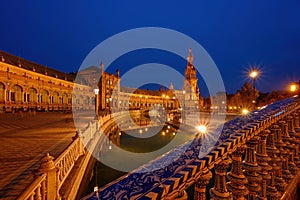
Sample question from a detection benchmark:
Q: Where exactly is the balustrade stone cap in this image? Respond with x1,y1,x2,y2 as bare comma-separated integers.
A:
38,153,55,173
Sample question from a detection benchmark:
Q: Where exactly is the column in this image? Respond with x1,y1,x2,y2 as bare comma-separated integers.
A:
266,126,281,199
256,130,272,200
194,170,212,200
271,125,287,192
242,137,262,200
227,147,248,200
210,158,232,200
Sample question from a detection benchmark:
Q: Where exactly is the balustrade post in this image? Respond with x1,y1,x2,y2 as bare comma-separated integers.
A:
35,153,60,200
286,116,295,134
277,121,294,182
271,125,287,192
242,137,262,200
266,126,281,199
194,170,212,200
256,130,272,200
175,190,188,200
210,158,232,200
294,111,300,132
227,146,248,200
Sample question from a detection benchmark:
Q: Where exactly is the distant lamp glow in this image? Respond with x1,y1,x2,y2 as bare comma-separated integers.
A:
290,84,297,92
196,125,207,134
162,131,165,136
242,108,249,115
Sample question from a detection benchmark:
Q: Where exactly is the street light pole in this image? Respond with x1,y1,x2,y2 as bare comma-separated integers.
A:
94,88,99,119
249,70,259,110
183,90,186,123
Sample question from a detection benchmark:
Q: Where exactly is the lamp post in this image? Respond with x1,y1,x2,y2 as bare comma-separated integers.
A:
139,95,142,126
182,90,186,123
249,69,259,110
162,94,165,108
94,88,99,119
166,95,169,110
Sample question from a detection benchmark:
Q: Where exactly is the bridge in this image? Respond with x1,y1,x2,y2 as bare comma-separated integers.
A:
15,96,300,199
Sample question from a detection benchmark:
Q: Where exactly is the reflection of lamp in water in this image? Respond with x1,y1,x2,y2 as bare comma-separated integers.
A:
196,125,207,134
196,124,207,142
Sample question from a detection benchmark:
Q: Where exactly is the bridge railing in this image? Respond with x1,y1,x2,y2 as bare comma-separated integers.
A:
17,173,47,200
17,110,132,200
83,97,300,200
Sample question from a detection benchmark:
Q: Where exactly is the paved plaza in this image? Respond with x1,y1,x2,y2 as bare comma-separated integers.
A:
0,112,80,200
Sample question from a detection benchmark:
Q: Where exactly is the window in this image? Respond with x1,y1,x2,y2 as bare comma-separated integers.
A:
11,92,15,101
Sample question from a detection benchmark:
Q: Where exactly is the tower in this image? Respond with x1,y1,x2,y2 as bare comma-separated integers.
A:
183,48,200,101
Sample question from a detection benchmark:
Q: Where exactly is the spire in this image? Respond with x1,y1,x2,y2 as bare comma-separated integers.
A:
169,82,174,91
187,48,193,65
100,62,104,74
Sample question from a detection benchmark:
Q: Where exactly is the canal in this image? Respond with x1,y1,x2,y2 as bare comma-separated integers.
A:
84,113,239,199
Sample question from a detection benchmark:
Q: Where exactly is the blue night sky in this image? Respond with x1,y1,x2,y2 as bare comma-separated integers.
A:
1,1,300,96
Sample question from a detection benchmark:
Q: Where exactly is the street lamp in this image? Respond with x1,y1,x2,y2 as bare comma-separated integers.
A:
94,88,99,118
289,81,300,96
249,69,259,110
182,90,186,123
139,95,142,126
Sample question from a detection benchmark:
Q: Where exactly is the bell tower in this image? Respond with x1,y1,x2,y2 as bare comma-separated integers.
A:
183,48,200,101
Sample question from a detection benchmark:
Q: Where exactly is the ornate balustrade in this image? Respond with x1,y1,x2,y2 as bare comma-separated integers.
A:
17,110,136,200
83,97,300,200
17,173,47,200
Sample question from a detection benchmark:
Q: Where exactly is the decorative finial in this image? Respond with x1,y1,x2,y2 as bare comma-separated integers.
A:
187,48,193,65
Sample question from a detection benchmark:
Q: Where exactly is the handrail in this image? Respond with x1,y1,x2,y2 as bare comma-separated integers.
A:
17,173,47,200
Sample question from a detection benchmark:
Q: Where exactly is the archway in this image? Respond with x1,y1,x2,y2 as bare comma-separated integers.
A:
28,88,38,103
12,85,23,102
0,82,5,103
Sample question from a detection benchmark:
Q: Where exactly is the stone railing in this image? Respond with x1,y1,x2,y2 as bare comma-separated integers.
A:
17,110,136,200
55,136,85,191
17,173,47,200
84,96,300,200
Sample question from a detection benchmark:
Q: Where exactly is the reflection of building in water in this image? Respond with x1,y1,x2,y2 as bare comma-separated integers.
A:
0,49,203,113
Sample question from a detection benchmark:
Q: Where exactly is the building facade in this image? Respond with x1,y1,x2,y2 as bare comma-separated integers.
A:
0,49,203,114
